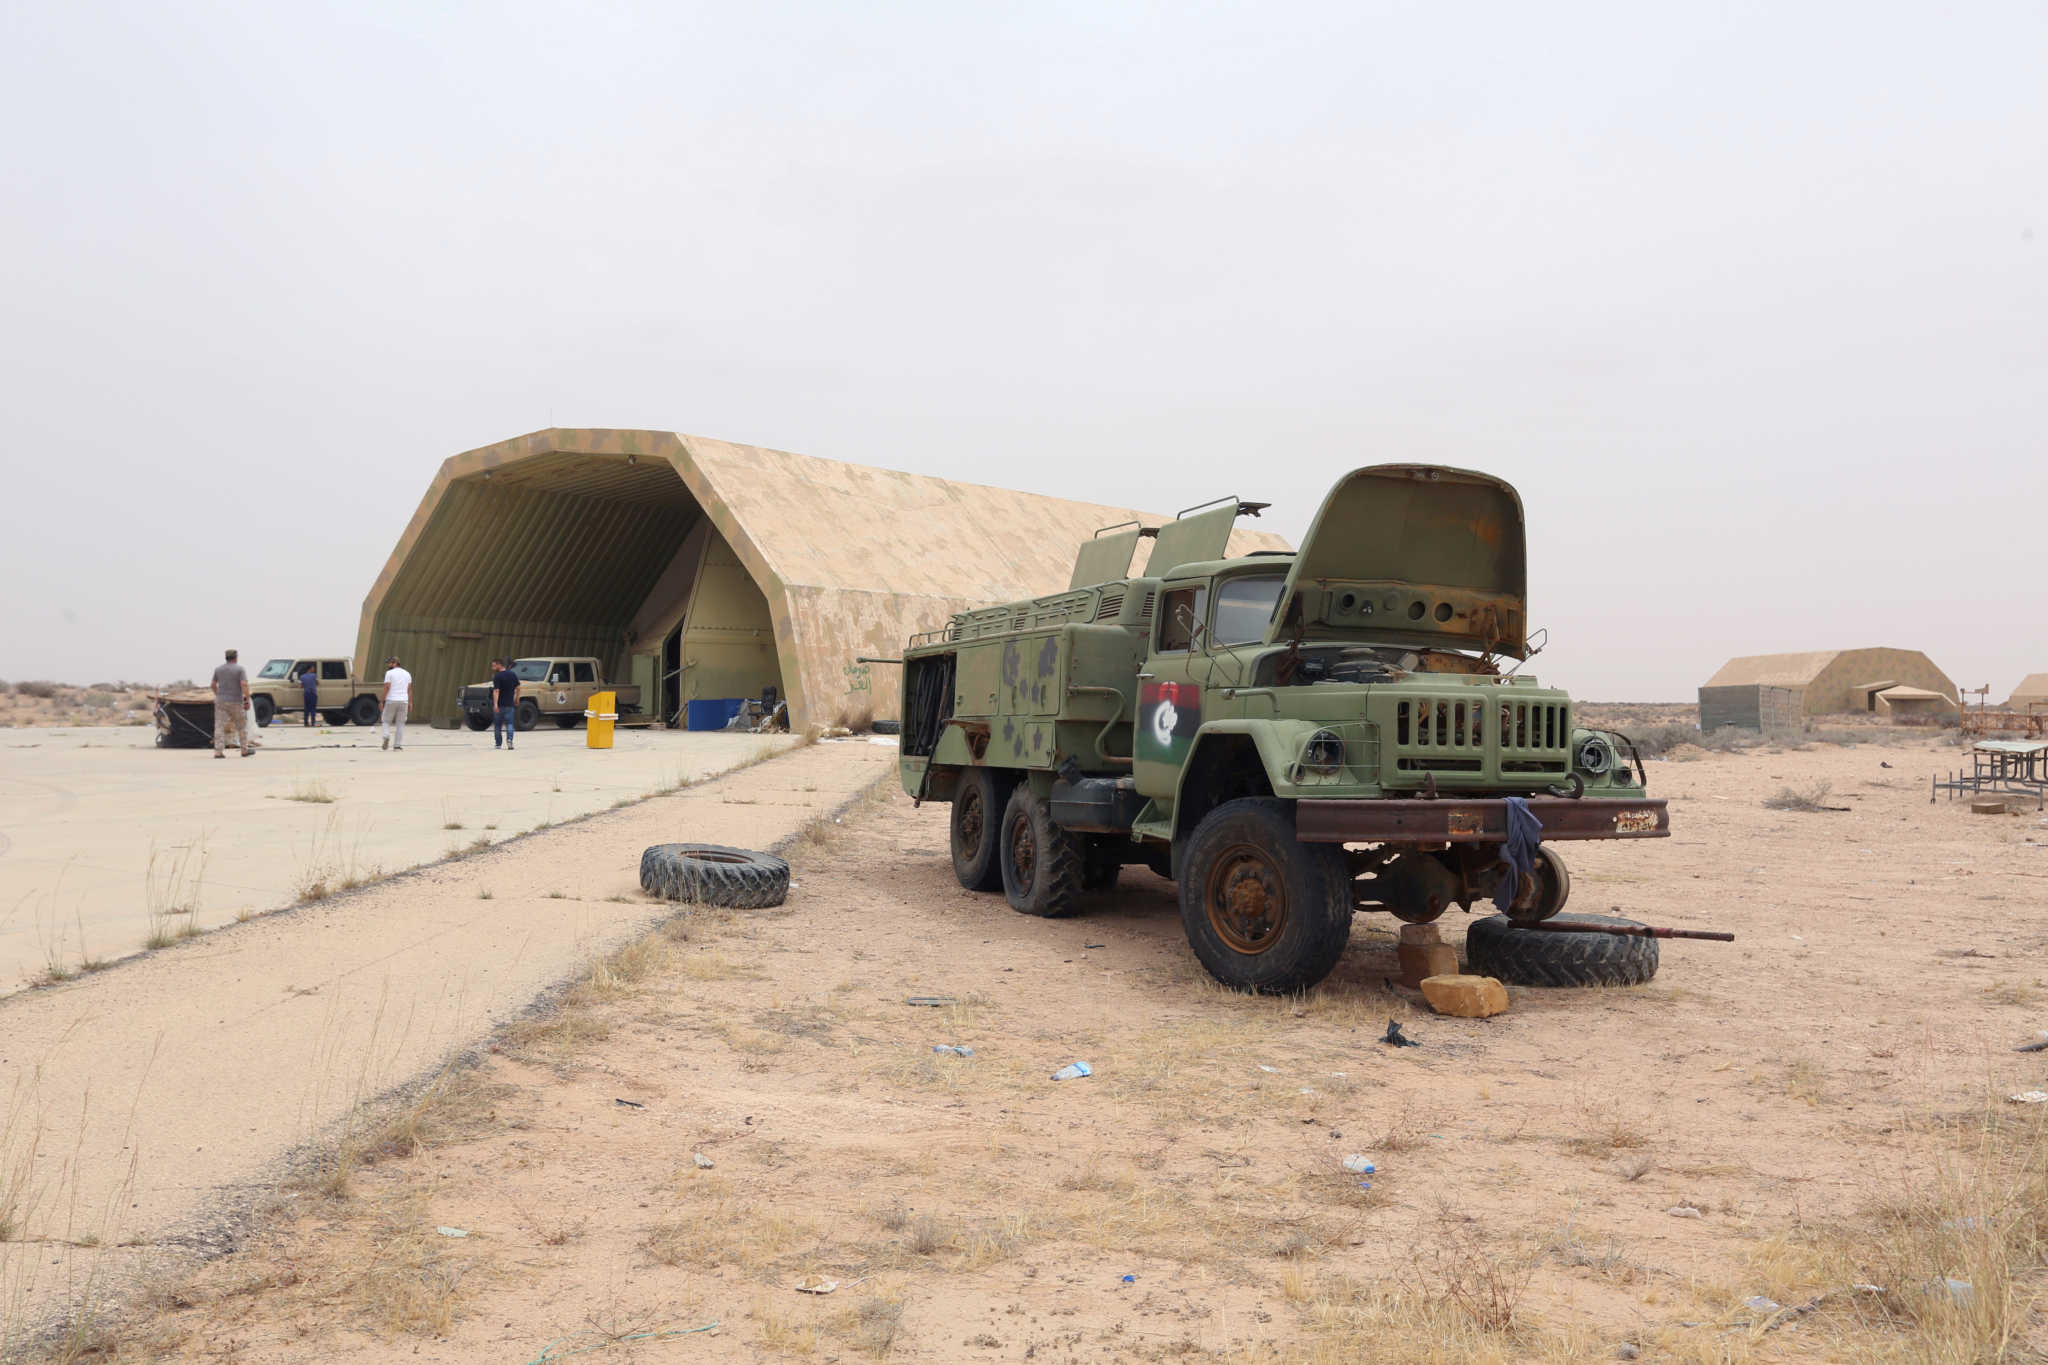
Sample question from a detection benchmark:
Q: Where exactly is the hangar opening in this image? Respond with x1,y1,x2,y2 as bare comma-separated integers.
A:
360,450,783,728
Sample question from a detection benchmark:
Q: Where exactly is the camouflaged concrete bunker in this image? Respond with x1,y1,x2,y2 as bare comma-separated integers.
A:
899,465,1672,994
355,429,1285,732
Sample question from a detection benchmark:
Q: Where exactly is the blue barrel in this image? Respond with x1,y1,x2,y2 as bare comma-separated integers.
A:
685,698,746,731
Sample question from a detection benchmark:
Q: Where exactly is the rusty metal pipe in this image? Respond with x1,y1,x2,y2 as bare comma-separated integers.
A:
1521,921,1734,942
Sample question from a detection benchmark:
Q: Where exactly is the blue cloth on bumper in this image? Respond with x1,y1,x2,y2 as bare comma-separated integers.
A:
1494,795,1544,912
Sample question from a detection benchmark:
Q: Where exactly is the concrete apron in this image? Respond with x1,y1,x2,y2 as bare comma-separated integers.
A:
0,724,806,993
0,738,896,1339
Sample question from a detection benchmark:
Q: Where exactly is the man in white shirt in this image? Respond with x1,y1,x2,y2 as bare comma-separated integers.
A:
379,655,413,751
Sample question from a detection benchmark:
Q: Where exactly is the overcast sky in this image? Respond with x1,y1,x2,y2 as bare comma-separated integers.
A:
1,1,2041,701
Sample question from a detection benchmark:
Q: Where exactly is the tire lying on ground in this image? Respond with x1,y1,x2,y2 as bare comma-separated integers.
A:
1463,912,1659,988
638,844,790,909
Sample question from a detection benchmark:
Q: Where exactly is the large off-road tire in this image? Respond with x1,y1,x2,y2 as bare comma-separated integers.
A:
639,844,790,909
252,696,275,727
554,714,581,730
999,785,1085,917
515,699,540,732
322,709,351,726
950,768,1012,892
348,695,380,727
1464,913,1658,988
1179,798,1353,994
463,712,490,732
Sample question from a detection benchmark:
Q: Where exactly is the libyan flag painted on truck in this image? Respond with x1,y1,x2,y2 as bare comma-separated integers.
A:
1138,681,1202,767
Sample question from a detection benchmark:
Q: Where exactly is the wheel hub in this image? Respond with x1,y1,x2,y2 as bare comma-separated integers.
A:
1206,845,1288,954
957,790,984,852
1011,813,1036,884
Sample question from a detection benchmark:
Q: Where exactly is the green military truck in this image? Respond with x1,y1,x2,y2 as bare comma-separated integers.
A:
250,657,382,727
897,465,1669,994
458,657,644,731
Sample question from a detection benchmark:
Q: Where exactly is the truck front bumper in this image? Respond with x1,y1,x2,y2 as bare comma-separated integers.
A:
1295,796,1669,844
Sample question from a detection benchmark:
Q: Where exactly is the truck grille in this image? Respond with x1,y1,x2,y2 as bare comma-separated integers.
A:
1393,695,1570,777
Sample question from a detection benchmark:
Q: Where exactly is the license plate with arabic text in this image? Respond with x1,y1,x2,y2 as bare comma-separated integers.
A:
1613,809,1660,834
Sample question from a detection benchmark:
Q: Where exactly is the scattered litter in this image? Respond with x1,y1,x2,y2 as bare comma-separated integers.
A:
904,996,957,1007
1342,1155,1376,1175
1298,1087,1317,1096
614,1098,645,1109
1120,1274,1136,1284
2007,1091,2048,1105
1257,1065,1280,1074
1357,1181,1372,1190
436,1226,470,1238
1925,1278,1974,1307
1084,942,1106,949
2015,1033,2048,1053
693,1152,715,1169
1382,1019,1420,1048
1051,1060,1093,1081
1852,1283,1886,1295
1667,1205,1704,1219
1744,1295,1781,1313
794,1275,838,1294
932,1044,975,1057
866,735,898,747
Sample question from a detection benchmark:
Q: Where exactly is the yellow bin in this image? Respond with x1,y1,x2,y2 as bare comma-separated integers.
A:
585,691,617,749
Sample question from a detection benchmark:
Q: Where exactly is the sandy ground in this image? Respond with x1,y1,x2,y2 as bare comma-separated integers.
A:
0,722,805,992
77,732,2048,1363
0,738,896,1348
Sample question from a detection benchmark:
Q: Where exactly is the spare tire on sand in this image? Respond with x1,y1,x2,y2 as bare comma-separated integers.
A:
639,844,790,909
1463,912,1659,988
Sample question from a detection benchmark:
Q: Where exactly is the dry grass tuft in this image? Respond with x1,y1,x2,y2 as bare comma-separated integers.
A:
1764,779,1837,812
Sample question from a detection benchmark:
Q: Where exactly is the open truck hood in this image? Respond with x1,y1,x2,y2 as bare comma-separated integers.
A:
1267,464,1528,657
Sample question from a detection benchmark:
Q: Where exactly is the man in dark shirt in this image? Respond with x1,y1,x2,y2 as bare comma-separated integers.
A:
490,658,521,750
299,666,319,726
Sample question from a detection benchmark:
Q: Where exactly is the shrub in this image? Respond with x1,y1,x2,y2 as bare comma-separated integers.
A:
13,680,60,699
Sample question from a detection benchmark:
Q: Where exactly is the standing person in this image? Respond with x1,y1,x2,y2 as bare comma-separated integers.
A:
299,664,319,727
379,655,411,751
210,648,253,759
490,657,521,750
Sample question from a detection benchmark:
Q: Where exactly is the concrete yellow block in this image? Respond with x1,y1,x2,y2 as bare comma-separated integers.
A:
1420,974,1509,1018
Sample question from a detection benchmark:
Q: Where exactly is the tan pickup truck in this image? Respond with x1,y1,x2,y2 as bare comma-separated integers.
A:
250,657,382,727
458,657,643,732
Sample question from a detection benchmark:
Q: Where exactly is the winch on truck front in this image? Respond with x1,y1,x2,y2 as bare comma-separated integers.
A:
896,465,1670,994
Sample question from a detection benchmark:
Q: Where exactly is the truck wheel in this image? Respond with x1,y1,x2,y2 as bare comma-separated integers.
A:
252,696,274,728
639,844,790,909
463,712,490,732
1464,913,1658,988
554,714,581,730
515,699,539,732
348,695,380,727
321,709,350,726
999,785,1084,917
1179,798,1353,994
950,768,1012,892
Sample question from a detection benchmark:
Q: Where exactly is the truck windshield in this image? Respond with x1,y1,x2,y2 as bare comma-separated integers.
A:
1211,575,1286,645
511,660,552,681
257,659,294,679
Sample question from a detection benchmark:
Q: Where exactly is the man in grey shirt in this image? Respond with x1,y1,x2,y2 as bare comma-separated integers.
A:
211,648,253,758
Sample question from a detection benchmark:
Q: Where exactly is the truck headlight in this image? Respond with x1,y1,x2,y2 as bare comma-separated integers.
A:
1302,729,1345,778
1574,734,1614,777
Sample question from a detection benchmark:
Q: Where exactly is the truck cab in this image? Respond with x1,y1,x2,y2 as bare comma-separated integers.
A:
899,465,1668,994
